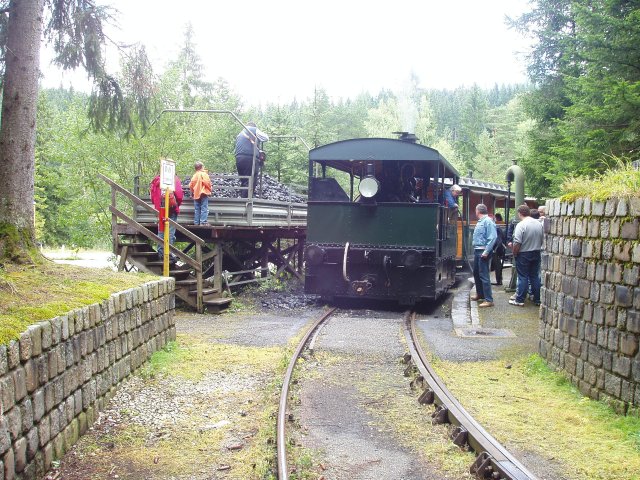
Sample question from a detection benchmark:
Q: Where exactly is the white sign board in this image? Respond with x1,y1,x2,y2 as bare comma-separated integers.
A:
160,159,176,190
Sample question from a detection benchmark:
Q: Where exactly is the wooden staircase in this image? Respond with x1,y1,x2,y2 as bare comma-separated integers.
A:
102,174,232,313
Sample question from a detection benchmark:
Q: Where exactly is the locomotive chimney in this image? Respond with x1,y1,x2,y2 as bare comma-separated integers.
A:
394,131,419,143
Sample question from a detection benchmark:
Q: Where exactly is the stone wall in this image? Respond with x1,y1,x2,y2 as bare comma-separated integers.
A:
540,197,640,413
0,278,176,479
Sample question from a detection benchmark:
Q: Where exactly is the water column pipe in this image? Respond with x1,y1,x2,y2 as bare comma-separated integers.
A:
505,164,524,208
505,164,524,292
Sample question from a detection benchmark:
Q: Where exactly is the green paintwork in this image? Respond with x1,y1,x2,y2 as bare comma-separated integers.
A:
307,202,438,247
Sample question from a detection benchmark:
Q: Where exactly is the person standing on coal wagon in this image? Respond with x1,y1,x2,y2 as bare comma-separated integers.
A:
234,121,269,198
189,161,212,225
150,169,183,263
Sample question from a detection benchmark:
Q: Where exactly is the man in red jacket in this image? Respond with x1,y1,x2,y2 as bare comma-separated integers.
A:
150,173,184,262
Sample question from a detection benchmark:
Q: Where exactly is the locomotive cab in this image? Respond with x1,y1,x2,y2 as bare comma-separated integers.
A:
304,136,459,304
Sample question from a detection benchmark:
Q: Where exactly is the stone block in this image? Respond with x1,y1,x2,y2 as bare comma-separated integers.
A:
13,437,26,472
608,328,619,351
634,359,640,383
614,242,631,262
36,355,48,387
23,360,36,393
32,390,44,423
0,347,6,377
6,407,21,441
4,448,14,480
0,417,10,456
621,380,634,403
28,325,43,357
609,218,622,239
52,433,65,460
12,368,26,402
613,356,631,378
19,400,33,433
18,332,32,362
617,308,627,331
50,317,61,346
60,316,69,341
592,201,605,216
605,198,617,216
624,266,639,286
615,198,628,216
563,296,575,317
615,285,633,307
629,311,640,333
38,415,50,448
604,372,622,397
601,284,615,304
620,333,639,356
622,219,639,240
0,375,15,413
26,428,38,461
569,338,582,356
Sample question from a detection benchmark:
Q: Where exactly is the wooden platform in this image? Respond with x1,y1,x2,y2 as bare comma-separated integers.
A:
102,174,307,313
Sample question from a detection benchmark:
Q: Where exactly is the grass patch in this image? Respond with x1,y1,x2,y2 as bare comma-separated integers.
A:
431,353,640,480
0,262,155,345
560,161,640,202
142,335,283,380
69,334,289,479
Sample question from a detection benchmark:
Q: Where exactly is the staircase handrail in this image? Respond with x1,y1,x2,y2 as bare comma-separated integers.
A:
99,173,206,247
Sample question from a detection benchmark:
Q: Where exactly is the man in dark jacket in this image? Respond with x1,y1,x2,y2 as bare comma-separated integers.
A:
234,121,269,198
490,214,506,285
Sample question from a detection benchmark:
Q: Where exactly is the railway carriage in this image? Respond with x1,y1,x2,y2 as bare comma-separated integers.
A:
303,134,460,304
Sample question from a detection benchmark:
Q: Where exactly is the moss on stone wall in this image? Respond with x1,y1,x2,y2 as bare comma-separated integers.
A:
561,164,640,202
0,263,155,345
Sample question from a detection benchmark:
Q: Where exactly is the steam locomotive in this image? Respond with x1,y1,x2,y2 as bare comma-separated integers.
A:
303,133,524,304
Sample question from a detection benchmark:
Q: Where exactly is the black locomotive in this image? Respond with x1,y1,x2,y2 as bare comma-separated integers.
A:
303,133,459,304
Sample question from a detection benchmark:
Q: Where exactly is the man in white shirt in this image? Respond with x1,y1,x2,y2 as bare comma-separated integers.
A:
509,204,544,306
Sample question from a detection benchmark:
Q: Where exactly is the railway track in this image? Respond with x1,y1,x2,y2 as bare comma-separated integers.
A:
276,307,539,480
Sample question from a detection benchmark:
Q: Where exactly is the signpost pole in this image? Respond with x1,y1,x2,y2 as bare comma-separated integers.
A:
163,188,170,277
159,158,176,278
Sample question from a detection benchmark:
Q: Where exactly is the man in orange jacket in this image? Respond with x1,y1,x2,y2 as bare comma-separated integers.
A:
189,161,212,225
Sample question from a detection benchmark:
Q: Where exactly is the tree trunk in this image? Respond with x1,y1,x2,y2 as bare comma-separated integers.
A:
0,0,45,262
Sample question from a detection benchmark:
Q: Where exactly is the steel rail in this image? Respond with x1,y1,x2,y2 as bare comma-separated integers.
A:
403,312,539,480
277,307,337,480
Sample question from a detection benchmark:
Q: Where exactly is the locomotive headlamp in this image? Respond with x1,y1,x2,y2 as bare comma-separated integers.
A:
358,177,380,198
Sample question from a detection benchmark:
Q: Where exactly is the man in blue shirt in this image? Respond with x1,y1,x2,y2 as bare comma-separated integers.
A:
234,121,269,198
471,203,497,307
443,184,462,209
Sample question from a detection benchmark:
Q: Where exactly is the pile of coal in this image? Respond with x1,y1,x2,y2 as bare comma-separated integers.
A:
181,172,306,204
259,292,320,310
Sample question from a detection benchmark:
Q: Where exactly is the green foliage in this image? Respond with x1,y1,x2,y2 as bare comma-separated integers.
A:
560,161,640,201
511,0,640,197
